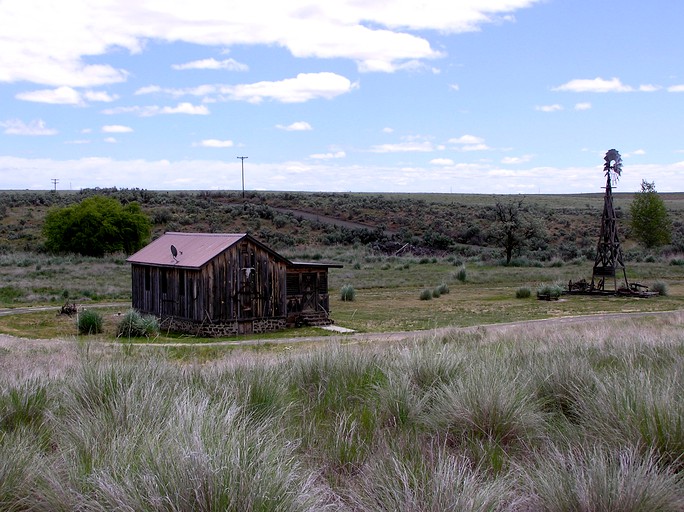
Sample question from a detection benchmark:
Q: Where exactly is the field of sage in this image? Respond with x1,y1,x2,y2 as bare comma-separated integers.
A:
1,314,683,510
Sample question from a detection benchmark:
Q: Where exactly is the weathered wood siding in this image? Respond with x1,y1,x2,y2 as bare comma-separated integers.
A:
286,268,330,315
131,239,287,322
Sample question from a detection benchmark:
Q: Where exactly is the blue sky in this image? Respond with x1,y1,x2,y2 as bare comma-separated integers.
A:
1,0,683,194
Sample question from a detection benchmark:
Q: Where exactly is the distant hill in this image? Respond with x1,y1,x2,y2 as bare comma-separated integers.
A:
1,188,683,260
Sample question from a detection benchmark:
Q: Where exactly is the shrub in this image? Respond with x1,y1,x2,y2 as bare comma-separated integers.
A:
455,266,467,283
651,280,668,296
117,309,159,339
537,283,563,300
516,287,531,299
669,258,684,266
43,196,151,257
435,282,450,295
78,309,103,335
340,284,356,302
432,288,441,298
419,289,432,300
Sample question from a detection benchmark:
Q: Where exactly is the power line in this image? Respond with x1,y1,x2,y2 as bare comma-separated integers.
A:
51,178,59,192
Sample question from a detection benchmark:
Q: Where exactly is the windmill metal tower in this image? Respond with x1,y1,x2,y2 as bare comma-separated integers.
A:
591,149,629,292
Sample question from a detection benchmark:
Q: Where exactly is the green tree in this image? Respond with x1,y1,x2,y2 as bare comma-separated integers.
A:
43,196,151,256
489,197,546,264
630,180,671,248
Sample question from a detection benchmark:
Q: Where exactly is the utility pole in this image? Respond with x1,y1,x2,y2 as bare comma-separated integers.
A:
51,178,59,192
237,156,248,198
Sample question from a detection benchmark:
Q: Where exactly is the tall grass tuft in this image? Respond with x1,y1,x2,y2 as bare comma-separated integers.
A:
525,446,684,511
455,266,467,283
651,280,668,296
424,358,546,463
577,369,684,472
515,286,531,299
77,309,103,335
116,309,159,338
340,284,356,301
348,448,516,511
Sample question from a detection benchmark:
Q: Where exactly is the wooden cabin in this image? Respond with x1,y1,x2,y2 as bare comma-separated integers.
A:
127,232,341,336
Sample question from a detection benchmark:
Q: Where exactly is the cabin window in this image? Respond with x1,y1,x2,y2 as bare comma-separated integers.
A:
161,270,168,294
179,271,185,296
144,267,151,291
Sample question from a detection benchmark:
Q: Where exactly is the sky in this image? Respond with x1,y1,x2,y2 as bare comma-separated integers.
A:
1,0,684,194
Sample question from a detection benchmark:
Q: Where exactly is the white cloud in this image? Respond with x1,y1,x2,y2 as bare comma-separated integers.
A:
553,77,633,93
0,1,541,86
535,104,563,112
276,121,312,131
624,149,646,157
430,158,454,165
102,125,133,133
223,73,355,103
574,102,592,110
103,102,210,116
639,84,660,92
448,134,490,151
501,155,533,164
84,90,118,102
16,86,117,105
16,86,83,104
449,134,484,145
134,73,355,104
667,85,684,92
104,137,117,143
172,58,248,71
369,135,441,153
3,154,684,194
1,119,57,135
449,84,460,91
310,151,346,159
195,139,234,148
370,140,436,153
382,127,394,133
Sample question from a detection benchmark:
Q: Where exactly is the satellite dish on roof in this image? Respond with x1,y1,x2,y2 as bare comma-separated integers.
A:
170,244,180,262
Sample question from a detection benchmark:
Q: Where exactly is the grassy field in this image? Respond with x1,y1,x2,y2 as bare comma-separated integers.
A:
1,190,683,509
1,247,683,340
1,315,683,510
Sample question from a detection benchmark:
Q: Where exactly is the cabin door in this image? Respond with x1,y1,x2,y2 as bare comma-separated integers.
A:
301,273,317,311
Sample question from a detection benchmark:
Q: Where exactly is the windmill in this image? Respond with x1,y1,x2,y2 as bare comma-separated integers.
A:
590,149,628,292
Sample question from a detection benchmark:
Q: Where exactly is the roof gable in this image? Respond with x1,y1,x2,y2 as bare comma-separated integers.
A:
127,232,250,268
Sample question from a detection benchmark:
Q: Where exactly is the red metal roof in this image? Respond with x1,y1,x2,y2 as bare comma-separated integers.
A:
126,232,247,268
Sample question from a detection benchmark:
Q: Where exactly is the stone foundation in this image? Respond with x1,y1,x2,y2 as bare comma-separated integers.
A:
160,316,286,337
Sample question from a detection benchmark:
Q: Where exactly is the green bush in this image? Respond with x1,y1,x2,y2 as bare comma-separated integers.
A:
78,309,103,335
537,283,563,300
43,196,151,256
432,288,441,298
117,309,159,338
516,287,532,299
340,284,356,302
419,289,432,300
455,266,467,283
651,280,668,296
435,282,450,295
